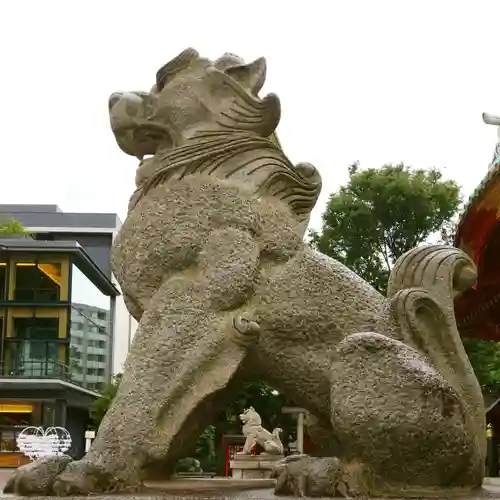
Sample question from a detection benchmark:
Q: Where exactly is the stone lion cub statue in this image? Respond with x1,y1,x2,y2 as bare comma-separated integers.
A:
238,407,283,455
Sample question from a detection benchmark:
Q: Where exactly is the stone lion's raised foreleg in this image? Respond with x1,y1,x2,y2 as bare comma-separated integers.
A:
241,434,257,455
329,331,482,497
3,228,261,496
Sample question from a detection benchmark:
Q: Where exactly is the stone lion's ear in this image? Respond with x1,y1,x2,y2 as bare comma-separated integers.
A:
156,48,200,91
225,57,266,95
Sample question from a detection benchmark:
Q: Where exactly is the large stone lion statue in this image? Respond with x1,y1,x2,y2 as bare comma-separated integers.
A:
4,48,485,497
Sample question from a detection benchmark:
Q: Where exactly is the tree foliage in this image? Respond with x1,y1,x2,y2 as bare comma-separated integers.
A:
0,217,30,237
310,162,461,293
311,162,500,395
89,373,122,429
215,381,296,438
462,338,500,393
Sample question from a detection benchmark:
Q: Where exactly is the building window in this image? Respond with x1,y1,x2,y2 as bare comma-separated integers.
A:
0,262,6,300
87,353,106,362
42,403,55,427
70,347,81,358
97,311,107,321
4,318,60,377
14,262,62,302
71,321,83,330
0,429,18,452
87,339,106,349
87,367,105,376
0,403,33,451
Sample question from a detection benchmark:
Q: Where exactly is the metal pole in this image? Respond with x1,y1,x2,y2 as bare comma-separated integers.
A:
297,412,304,454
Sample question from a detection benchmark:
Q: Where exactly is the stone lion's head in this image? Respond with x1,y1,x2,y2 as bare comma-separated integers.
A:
108,48,279,161
108,48,322,228
239,407,262,426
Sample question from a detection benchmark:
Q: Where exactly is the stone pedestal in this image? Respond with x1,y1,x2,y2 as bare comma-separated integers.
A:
229,454,284,479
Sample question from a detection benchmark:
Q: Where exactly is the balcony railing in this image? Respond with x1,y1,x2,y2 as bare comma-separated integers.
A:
13,288,60,302
0,361,85,389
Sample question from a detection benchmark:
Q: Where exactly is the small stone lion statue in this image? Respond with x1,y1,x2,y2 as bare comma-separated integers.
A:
238,407,283,455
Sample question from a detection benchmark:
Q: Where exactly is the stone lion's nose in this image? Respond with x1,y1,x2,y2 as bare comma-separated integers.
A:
108,92,123,111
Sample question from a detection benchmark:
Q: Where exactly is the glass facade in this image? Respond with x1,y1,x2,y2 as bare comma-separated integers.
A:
14,262,62,301
0,246,117,466
70,264,112,391
0,262,6,300
5,318,60,377
0,251,114,390
0,401,56,453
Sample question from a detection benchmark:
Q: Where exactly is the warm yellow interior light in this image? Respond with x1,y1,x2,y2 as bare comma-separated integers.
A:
0,403,33,413
15,263,61,286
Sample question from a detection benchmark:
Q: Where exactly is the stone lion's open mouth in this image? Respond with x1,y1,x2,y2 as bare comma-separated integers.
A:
111,122,173,160
132,124,174,157
109,92,174,160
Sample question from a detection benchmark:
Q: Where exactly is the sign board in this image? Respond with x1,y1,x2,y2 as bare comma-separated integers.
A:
17,427,72,460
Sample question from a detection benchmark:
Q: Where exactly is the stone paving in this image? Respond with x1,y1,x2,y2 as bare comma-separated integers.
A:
1,469,500,499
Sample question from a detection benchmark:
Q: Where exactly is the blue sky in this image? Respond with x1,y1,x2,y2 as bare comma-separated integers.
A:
1,0,499,231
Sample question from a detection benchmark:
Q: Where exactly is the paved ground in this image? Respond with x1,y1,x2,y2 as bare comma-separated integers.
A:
1,469,500,498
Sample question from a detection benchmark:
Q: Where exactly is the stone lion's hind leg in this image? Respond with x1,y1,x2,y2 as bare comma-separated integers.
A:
329,331,480,496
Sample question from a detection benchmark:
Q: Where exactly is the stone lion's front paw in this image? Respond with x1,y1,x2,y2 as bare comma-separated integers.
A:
3,455,72,496
52,460,137,496
232,314,260,346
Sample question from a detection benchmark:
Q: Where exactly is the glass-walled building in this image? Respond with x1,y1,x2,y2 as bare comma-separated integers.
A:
0,204,137,375
0,238,119,467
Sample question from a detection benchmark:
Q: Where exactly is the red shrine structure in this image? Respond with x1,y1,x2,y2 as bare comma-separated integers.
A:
454,112,500,476
455,113,500,342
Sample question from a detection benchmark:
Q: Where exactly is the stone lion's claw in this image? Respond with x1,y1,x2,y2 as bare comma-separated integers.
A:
2,456,72,496
232,315,260,346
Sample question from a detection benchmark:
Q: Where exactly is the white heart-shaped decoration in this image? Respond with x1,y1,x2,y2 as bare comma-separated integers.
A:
17,427,72,459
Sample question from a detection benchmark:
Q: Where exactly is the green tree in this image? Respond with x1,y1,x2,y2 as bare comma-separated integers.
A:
310,162,461,293
193,425,216,472
215,381,296,440
0,217,30,237
311,162,500,395
462,338,500,393
88,373,122,429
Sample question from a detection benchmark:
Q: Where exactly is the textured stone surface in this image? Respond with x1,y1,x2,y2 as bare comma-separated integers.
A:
271,456,352,497
2,48,486,497
230,455,284,479
2,455,72,495
1,469,500,499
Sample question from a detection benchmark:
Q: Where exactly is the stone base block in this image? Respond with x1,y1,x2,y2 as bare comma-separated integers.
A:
229,454,284,479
